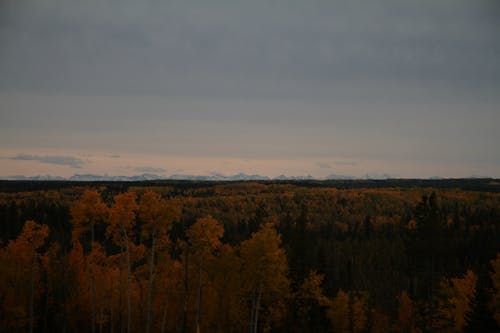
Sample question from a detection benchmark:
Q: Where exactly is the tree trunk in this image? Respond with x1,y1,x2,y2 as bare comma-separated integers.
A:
253,281,263,333
348,291,354,333
249,289,255,333
160,288,170,333
62,249,69,333
195,256,203,333
99,281,105,333
29,253,35,333
110,280,114,333
215,286,224,333
91,224,96,333
182,249,189,333
124,232,132,333
43,266,50,333
174,293,182,333
146,230,156,333
119,244,124,333
429,258,435,333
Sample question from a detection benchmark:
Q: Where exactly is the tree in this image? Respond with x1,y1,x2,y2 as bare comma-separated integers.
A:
209,244,245,333
107,192,138,333
187,215,224,333
490,254,500,327
327,289,349,333
240,222,289,333
139,191,180,333
327,289,369,333
71,189,109,247
71,189,108,333
42,243,68,332
394,290,416,333
0,221,49,333
352,292,369,333
407,192,446,321
87,242,110,333
294,271,330,332
66,240,88,331
434,270,477,332
155,252,182,333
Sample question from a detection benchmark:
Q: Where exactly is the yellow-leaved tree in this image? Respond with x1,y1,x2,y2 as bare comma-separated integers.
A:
434,269,477,332
139,190,180,333
327,289,349,333
209,244,245,332
71,189,108,333
295,271,330,332
394,290,417,333
187,215,224,333
107,192,138,333
240,222,289,333
0,221,49,333
489,254,500,327
327,289,369,333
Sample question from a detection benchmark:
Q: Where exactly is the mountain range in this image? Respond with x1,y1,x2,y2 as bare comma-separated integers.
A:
2,172,359,181
0,173,494,181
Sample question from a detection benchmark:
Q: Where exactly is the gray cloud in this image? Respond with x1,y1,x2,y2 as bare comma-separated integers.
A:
335,160,360,167
1,0,499,99
12,154,85,168
316,162,331,169
133,166,166,173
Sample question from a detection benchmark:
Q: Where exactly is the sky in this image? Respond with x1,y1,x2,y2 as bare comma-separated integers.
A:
1,0,500,179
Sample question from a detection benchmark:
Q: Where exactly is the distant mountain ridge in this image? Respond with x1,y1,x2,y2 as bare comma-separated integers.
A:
2,173,491,181
168,172,271,181
3,172,357,181
1,173,165,181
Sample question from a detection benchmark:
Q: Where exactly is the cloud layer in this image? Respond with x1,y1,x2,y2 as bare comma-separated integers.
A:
1,0,499,177
12,154,85,168
132,166,167,173
1,0,499,98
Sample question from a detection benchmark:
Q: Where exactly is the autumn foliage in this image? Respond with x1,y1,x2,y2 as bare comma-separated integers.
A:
0,182,499,332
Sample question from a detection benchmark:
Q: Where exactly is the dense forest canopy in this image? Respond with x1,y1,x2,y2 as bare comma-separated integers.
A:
0,180,499,332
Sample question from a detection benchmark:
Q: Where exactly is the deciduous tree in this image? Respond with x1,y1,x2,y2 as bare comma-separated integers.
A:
434,269,477,332
71,189,108,333
139,191,180,333
0,221,49,333
490,254,500,327
107,192,138,333
187,215,224,333
240,222,289,333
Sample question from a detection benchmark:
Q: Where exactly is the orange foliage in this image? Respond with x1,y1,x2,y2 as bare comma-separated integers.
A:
0,221,49,331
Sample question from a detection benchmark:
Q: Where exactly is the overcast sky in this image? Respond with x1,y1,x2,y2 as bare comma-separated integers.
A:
1,0,499,178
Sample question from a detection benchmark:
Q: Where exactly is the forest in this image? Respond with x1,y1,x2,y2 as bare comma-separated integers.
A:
0,180,499,333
